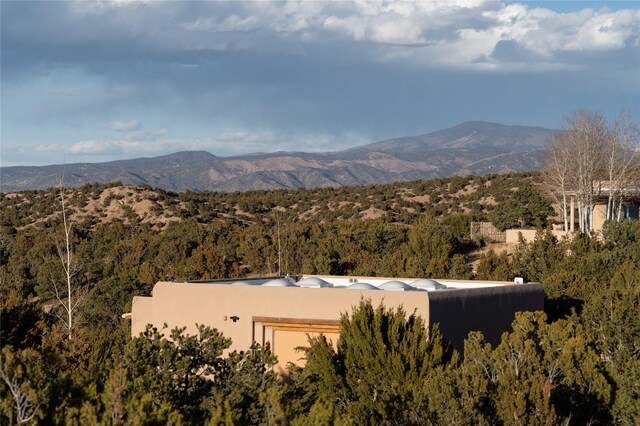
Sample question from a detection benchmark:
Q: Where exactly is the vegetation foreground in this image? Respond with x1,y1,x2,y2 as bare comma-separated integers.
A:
1,173,639,424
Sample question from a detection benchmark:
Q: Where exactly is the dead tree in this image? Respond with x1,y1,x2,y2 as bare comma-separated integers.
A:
542,133,572,231
545,110,607,233
0,354,43,424
605,114,640,221
544,109,639,233
50,182,83,340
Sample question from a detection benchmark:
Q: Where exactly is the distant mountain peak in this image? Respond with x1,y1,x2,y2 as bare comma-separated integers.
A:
1,121,555,193
163,150,217,159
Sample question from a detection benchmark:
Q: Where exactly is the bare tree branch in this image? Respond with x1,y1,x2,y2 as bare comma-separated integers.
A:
543,109,637,233
46,177,85,339
0,357,43,424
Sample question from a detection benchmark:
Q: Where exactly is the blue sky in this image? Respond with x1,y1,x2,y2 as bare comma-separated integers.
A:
1,0,639,166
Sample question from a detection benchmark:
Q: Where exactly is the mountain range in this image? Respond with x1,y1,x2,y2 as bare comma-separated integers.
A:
0,121,555,193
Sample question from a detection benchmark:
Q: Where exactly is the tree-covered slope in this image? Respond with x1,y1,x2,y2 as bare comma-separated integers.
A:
2,171,638,424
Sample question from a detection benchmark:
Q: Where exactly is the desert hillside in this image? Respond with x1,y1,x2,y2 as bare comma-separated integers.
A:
0,121,555,192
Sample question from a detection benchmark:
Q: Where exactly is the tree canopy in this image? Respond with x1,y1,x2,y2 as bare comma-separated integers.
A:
1,171,639,424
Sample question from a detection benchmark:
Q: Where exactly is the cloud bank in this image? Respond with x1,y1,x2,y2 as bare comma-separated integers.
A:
1,1,638,166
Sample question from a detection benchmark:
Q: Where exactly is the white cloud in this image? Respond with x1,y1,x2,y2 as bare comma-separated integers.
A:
30,1,640,72
182,14,259,32
479,6,639,55
104,120,141,132
379,3,640,70
67,139,111,154
67,0,152,16
26,130,371,163
565,9,638,51
125,128,168,141
176,1,639,70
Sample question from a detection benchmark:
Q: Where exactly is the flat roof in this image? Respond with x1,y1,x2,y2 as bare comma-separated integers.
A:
180,274,528,292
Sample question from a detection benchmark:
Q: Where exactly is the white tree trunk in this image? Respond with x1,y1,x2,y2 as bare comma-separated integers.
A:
562,192,568,231
51,182,83,340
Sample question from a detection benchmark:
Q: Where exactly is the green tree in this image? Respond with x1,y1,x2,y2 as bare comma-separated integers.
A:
447,253,474,279
298,300,453,425
476,250,511,281
485,312,611,425
426,333,493,425
489,186,554,231
512,229,565,282
207,344,280,424
581,261,640,424
124,324,279,424
124,324,231,421
0,346,50,425
0,288,46,350
404,216,456,278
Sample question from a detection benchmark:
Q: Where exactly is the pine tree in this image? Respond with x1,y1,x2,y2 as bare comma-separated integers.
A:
300,300,453,425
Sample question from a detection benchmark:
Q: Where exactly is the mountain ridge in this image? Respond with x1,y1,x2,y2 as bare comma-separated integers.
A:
1,121,556,192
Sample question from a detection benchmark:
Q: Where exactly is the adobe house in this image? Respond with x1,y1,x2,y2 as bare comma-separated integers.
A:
506,189,640,243
128,276,543,374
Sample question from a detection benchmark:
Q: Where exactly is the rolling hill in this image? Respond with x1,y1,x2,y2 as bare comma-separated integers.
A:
0,121,555,192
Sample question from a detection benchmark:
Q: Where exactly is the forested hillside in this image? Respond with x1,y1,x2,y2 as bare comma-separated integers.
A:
1,173,638,424
1,172,551,231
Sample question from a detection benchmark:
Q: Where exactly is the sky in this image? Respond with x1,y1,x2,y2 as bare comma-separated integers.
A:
1,0,639,166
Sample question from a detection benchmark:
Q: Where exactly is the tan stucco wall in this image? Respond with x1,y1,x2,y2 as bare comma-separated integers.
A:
272,330,340,375
131,280,544,370
131,296,153,336
131,282,430,365
593,204,606,232
505,229,570,244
